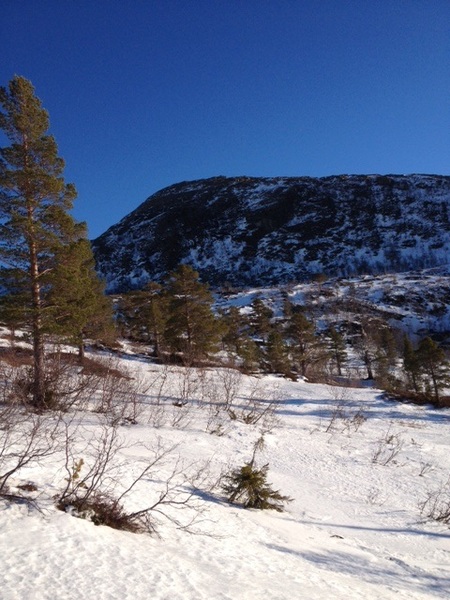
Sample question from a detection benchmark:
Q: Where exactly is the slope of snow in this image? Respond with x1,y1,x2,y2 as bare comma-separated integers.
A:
1,351,449,599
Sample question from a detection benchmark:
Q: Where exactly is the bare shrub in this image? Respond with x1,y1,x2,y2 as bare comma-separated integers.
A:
170,401,194,429
146,402,167,429
147,365,170,405
372,427,404,466
366,487,386,506
325,385,366,434
93,357,130,415
419,478,450,525
172,366,202,407
165,366,205,429
43,353,100,411
64,492,143,532
0,404,61,498
229,378,281,433
143,365,173,428
0,347,32,368
57,421,211,534
418,461,433,477
196,369,234,435
0,351,103,412
92,357,149,425
216,368,243,412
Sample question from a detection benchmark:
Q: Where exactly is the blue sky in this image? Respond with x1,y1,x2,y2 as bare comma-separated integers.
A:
1,1,449,238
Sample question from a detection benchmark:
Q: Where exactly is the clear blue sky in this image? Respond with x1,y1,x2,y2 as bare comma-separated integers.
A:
1,0,449,238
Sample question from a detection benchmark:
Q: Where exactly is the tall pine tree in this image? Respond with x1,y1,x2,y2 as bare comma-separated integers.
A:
0,76,94,404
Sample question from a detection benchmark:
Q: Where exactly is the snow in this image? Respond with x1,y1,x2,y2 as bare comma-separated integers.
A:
216,269,450,339
1,350,450,599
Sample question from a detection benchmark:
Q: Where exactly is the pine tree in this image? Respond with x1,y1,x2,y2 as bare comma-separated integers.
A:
222,461,292,511
143,282,167,357
116,283,167,356
266,327,290,374
287,311,327,378
46,237,114,360
249,296,273,343
373,325,398,388
0,267,30,344
116,290,147,341
415,337,449,406
280,290,293,320
0,76,81,405
236,335,261,374
403,335,420,393
328,326,346,376
164,264,220,363
353,317,398,384
220,306,246,354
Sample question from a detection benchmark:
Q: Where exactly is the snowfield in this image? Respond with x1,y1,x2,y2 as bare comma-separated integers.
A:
1,349,449,600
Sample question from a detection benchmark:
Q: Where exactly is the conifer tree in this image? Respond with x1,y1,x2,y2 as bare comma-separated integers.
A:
403,335,420,393
238,336,261,374
164,264,220,363
220,306,246,354
266,327,290,375
373,325,398,388
415,337,449,406
0,76,85,405
46,237,114,360
287,311,327,377
142,282,167,357
116,283,167,356
249,296,273,343
116,291,147,341
280,290,293,320
328,326,346,376
0,267,29,344
222,441,292,512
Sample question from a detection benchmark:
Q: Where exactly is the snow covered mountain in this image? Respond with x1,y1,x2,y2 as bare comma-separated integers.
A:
92,174,450,292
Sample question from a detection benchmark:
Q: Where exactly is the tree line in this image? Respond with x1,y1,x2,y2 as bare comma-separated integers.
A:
117,264,450,407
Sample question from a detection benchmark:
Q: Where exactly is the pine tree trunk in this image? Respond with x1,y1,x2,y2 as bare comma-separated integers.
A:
26,186,46,407
430,367,440,406
30,241,46,407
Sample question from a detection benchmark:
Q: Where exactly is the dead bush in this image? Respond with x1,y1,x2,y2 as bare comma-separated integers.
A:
0,403,61,497
57,421,211,535
59,492,142,533
372,427,404,466
229,378,281,433
420,479,450,525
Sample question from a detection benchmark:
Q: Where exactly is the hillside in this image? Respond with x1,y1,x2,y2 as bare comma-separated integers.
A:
92,174,450,292
216,268,450,341
1,341,449,599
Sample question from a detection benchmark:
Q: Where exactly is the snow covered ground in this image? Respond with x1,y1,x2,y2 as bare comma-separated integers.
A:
215,268,450,339
1,349,449,600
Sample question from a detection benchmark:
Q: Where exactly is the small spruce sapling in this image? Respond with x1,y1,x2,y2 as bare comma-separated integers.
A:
222,437,292,511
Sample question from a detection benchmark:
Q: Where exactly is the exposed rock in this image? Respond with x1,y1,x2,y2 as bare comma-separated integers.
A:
92,174,450,292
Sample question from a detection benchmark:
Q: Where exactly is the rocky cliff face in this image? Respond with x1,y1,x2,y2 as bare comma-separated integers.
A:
92,174,450,292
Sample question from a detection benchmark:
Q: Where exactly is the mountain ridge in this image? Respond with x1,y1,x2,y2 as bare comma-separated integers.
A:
92,174,450,292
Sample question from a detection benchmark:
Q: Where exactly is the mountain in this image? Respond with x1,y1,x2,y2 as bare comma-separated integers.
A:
92,174,450,292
